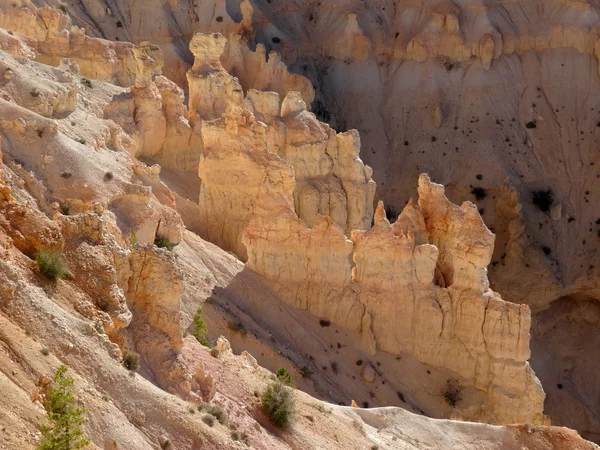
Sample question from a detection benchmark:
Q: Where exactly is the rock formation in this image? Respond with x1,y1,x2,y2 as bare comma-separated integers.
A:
0,1,598,448
245,174,545,425
193,32,375,258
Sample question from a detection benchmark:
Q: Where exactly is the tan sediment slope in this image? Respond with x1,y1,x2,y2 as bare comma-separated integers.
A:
0,1,597,449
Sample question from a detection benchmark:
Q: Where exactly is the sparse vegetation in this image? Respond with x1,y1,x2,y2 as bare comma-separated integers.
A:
81,78,92,89
192,308,208,346
58,3,69,14
202,414,215,427
470,186,487,201
104,171,114,182
228,320,246,335
36,248,68,281
299,365,313,378
442,379,463,407
525,121,537,129
276,367,292,385
30,88,40,97
319,319,331,327
532,189,554,213
60,203,70,215
201,404,227,425
261,381,295,429
41,348,50,356
37,365,90,450
230,430,249,444
154,234,175,251
122,350,140,372
129,229,137,246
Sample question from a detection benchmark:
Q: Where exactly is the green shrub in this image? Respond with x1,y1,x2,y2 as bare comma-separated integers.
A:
129,229,137,246
532,189,554,213
122,350,140,372
261,381,295,429
36,249,68,281
37,365,90,450
58,3,69,14
443,379,463,407
193,308,208,346
41,348,50,356
227,320,246,335
470,186,487,201
275,367,292,385
525,121,537,129
154,235,174,251
230,430,249,444
203,404,227,425
60,203,70,215
202,414,215,427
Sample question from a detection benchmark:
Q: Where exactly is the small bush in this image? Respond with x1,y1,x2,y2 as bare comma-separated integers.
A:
319,319,331,327
443,379,463,407
58,3,69,14
299,365,313,378
154,235,175,251
192,308,208,346
202,414,215,427
129,229,137,246
36,249,68,280
30,88,40,98
470,186,487,201
81,78,92,89
116,20,123,28
525,121,537,129
122,350,140,372
231,430,249,444
228,320,246,335
276,367,292,385
76,138,86,145
261,381,295,429
203,404,227,425
104,172,114,182
60,203,70,215
41,348,50,356
532,189,554,213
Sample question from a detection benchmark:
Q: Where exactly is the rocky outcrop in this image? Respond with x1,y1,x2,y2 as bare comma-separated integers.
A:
0,2,162,87
194,32,375,258
221,33,315,107
60,212,132,332
245,174,546,425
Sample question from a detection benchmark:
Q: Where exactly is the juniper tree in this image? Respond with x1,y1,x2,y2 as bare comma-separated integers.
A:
37,365,90,450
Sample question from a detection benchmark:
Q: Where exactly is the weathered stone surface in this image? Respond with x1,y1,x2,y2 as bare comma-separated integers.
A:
245,175,546,425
